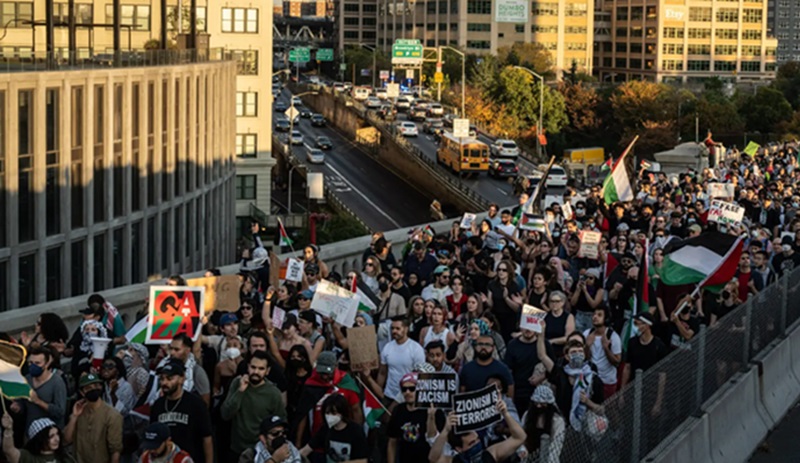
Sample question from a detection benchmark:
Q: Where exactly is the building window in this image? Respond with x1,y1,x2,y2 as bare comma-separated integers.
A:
54,3,93,24
344,17,358,25
742,9,762,23
662,43,684,54
18,253,35,307
630,58,642,69
71,240,85,296
716,8,738,22
466,0,491,14
344,3,358,12
343,31,358,39
231,49,258,75
0,2,32,27
46,246,61,302
715,45,736,55
741,30,760,41
166,6,206,32
18,89,34,244
615,58,627,68
363,4,376,12
131,221,141,282
565,26,586,34
221,7,258,33
630,43,643,53
630,6,642,20
687,44,711,54
94,234,105,291
515,24,524,33
531,2,558,15
438,23,447,31
688,7,711,22
95,84,106,221
688,28,711,39
104,4,150,31
235,175,256,200
113,227,123,287
616,6,628,20
236,134,257,157
646,6,656,19
662,59,684,70
235,92,257,117
616,42,627,52
687,60,710,71
630,26,643,37
615,27,627,37
714,61,736,71
741,61,761,72
716,28,737,40
565,3,586,16
45,88,60,236
533,24,558,33
663,27,684,38
742,45,761,56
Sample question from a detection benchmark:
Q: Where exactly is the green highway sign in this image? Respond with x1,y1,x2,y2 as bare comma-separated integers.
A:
316,48,334,62
392,39,423,65
289,47,310,63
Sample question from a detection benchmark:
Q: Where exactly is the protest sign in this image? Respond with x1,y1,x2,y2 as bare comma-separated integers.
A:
415,372,458,408
707,183,735,199
285,258,305,283
578,230,602,259
460,213,477,229
310,279,359,327
520,304,547,333
519,213,546,232
541,194,563,210
744,141,760,157
347,325,379,371
452,385,501,434
782,232,796,242
186,275,241,312
146,286,205,344
271,307,286,330
708,200,745,226
562,202,573,220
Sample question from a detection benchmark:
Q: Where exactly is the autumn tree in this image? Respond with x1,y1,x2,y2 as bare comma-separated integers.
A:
496,43,553,76
557,81,602,133
490,66,567,137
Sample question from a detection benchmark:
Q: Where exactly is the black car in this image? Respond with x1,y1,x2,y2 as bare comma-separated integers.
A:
298,106,313,118
274,101,288,112
311,114,326,127
316,135,333,150
489,159,519,178
422,118,444,134
274,118,291,132
377,104,397,121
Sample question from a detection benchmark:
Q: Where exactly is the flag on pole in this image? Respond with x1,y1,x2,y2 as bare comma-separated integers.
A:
364,384,386,429
660,232,744,292
350,275,378,313
624,240,649,352
0,341,31,399
602,136,639,204
743,141,760,157
277,218,293,248
600,157,613,173
604,252,622,289
514,156,556,226
125,317,148,344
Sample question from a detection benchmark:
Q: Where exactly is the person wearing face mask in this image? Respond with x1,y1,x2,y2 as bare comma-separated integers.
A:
300,394,368,463
240,415,302,463
213,337,245,401
64,373,123,463
519,385,564,463
15,347,67,431
100,357,136,417
376,272,409,324
621,313,668,387
772,235,800,277
138,422,192,463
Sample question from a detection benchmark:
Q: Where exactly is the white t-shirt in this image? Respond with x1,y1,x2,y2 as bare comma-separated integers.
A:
583,328,622,385
380,338,425,399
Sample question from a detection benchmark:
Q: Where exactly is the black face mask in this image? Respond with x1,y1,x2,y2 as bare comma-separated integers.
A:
378,282,389,292
722,290,732,300
84,389,101,402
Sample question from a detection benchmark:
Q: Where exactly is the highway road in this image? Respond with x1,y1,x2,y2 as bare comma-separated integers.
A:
273,89,433,231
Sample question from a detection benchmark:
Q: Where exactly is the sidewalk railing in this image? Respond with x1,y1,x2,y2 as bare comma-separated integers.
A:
0,49,233,73
558,268,800,462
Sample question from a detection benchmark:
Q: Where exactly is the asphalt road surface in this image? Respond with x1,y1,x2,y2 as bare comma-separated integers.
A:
749,400,800,463
274,90,433,231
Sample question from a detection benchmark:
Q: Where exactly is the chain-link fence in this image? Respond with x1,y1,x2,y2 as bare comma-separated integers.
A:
554,269,799,463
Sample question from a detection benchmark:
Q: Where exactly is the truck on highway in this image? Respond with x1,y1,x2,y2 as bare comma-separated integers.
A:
564,147,605,186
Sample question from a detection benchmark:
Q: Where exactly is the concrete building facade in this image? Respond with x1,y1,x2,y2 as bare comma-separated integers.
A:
770,0,800,62
0,59,238,311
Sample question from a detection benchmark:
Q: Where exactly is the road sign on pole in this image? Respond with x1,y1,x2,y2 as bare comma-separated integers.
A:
453,118,470,138
289,48,310,63
386,83,400,98
392,39,423,65
316,48,334,62
434,72,444,83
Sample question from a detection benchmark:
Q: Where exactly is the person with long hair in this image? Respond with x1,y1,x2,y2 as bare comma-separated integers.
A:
407,296,428,343
20,313,69,355
361,257,383,295
268,315,312,368
649,247,665,289
454,293,485,326
418,305,456,349
486,259,524,340
528,268,550,309
236,299,260,338
299,394,368,462
302,244,330,279
284,345,313,419
445,276,468,320
547,257,572,293
521,385,565,463
2,415,74,463
569,269,605,334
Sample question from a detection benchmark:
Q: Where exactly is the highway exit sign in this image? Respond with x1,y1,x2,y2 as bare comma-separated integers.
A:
316,48,333,62
392,39,423,65
289,47,310,63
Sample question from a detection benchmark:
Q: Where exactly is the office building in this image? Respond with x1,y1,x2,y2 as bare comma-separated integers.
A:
336,0,379,49
770,0,800,62
593,0,777,83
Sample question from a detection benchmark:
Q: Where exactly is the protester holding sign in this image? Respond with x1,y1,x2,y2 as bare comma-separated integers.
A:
388,373,446,463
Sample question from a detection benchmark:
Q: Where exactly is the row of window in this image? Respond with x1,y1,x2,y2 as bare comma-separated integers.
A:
615,5,657,21
776,10,800,19
662,27,762,40
776,32,800,40
688,7,762,23
426,0,459,14
343,3,377,12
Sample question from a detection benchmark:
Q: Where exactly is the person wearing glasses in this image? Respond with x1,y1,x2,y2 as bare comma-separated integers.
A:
361,257,383,295
240,415,302,463
421,266,454,308
387,373,445,463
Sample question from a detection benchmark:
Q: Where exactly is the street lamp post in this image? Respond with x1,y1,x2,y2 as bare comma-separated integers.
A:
287,90,318,213
359,43,377,88
513,65,544,157
439,46,465,118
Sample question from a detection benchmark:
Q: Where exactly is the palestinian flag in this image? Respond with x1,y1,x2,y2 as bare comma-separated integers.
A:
660,232,744,292
423,225,435,237
0,341,31,399
518,213,547,233
350,276,378,313
604,252,622,288
602,136,639,205
600,157,613,173
364,385,386,429
125,317,148,344
514,156,556,226
277,218,293,247
624,240,649,352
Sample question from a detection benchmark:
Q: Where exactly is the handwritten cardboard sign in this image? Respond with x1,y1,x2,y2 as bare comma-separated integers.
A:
452,385,502,433
578,230,602,259
285,258,305,283
520,304,547,333
186,275,241,313
708,200,744,226
310,279,359,327
415,372,458,408
146,286,205,344
271,307,286,330
347,325,379,371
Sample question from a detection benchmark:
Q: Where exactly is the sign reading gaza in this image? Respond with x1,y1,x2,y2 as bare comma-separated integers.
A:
415,372,458,408
452,385,502,434
146,286,205,344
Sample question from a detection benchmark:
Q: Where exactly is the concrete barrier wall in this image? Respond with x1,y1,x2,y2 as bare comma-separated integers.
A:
755,337,800,425
642,416,712,463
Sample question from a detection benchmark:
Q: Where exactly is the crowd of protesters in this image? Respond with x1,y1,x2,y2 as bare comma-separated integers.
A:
1,141,799,463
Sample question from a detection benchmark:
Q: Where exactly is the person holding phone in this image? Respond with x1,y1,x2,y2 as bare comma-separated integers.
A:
238,415,302,463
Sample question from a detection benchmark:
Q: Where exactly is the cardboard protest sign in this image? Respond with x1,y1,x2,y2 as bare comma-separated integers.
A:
707,183,735,199
708,200,745,226
519,213,547,232
347,325,379,371
578,230,602,259
271,307,286,330
452,385,502,434
186,275,241,312
310,279,359,327
146,286,205,344
520,304,547,333
415,372,458,408
562,201,573,220
285,258,305,283
460,213,477,229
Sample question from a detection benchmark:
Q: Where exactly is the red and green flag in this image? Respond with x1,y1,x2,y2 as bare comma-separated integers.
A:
602,136,639,205
363,385,386,429
660,233,743,293
277,218,293,248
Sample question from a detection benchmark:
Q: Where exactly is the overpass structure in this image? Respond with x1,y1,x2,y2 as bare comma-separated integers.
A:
273,17,335,50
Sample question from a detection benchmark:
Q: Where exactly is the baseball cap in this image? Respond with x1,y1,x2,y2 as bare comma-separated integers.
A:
400,372,418,387
259,415,289,436
433,265,449,276
141,422,170,450
219,313,238,326
157,358,186,377
316,351,337,375
300,289,315,300
688,224,702,234
78,306,95,315
79,373,103,388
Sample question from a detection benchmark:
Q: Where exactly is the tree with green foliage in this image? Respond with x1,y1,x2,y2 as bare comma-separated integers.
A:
470,55,500,94
496,43,553,77
774,61,800,109
737,87,793,134
491,66,567,137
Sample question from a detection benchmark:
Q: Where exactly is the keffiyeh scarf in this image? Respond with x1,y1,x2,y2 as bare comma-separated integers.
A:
79,320,108,355
157,355,197,392
563,362,594,432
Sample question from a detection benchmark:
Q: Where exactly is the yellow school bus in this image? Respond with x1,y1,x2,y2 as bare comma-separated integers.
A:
437,131,490,175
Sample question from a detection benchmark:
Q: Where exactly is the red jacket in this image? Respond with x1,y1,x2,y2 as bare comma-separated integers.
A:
140,444,194,463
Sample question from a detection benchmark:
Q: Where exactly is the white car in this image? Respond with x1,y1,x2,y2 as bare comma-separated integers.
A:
544,165,569,187
395,95,415,111
352,87,370,100
366,97,383,109
290,130,304,145
492,139,520,158
427,103,444,116
375,88,388,99
291,96,302,106
398,121,419,137
333,82,346,93
307,147,325,164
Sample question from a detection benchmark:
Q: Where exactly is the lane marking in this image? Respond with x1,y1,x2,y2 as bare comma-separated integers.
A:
325,163,402,228
496,188,509,196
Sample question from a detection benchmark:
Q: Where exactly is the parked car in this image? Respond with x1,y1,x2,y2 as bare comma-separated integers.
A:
298,106,313,118
398,121,419,137
311,114,326,127
316,135,333,150
375,88,388,99
489,159,519,178
427,103,444,117
366,97,383,109
306,147,325,164
274,118,291,132
290,130,304,145
491,139,521,158
422,118,444,134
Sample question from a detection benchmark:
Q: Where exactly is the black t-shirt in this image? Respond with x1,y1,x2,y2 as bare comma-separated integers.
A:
487,279,521,338
150,391,212,463
387,404,445,462
667,316,700,351
626,336,668,380
308,421,369,462
772,251,800,277
504,337,553,406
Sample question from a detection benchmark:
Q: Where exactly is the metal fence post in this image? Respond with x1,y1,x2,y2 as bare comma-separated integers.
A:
632,369,643,462
743,300,753,366
695,324,707,415
780,273,788,336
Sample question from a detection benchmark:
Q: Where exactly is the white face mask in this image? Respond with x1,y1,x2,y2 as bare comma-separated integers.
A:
325,414,342,428
223,347,241,360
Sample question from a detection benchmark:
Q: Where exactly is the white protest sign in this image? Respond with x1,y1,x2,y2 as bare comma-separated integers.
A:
453,385,502,433
285,258,305,283
782,232,796,242
542,194,564,210
562,201,573,220
271,307,286,330
310,279,359,327
460,213,477,229
708,200,745,226
707,183,735,199
520,304,547,333
578,230,602,259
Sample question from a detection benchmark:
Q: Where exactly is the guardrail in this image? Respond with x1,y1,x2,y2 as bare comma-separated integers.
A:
0,48,233,73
